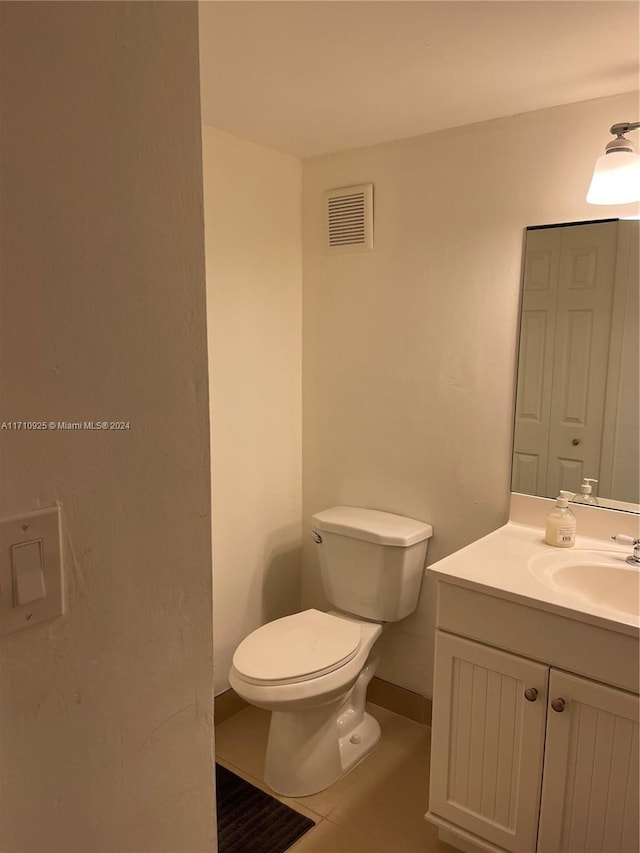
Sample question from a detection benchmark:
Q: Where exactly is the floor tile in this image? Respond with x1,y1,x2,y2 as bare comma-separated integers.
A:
214,701,460,851
325,743,446,852
289,818,387,853
312,706,444,851
214,705,269,782
293,704,429,818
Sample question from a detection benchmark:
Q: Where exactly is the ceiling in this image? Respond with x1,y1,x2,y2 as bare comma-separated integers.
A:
198,1,639,159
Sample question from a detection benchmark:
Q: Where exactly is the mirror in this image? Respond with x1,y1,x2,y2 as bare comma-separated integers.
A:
512,218,639,513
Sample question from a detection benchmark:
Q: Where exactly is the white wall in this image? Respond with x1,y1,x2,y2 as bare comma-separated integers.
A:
0,4,215,851
202,128,302,695
301,91,639,697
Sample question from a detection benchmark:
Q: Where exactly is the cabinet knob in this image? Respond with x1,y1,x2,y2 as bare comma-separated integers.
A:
571,438,581,446
524,687,538,702
551,697,566,712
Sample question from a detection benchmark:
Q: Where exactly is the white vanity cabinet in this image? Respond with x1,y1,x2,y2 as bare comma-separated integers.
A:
427,582,640,853
537,669,639,853
429,632,547,852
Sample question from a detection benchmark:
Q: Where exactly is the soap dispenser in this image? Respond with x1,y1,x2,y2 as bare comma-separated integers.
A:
545,492,576,548
571,478,599,506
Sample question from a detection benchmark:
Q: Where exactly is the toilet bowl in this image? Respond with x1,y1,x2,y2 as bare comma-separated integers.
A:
229,506,433,797
230,608,384,796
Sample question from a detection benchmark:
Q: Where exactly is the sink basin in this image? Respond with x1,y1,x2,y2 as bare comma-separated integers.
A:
528,549,640,617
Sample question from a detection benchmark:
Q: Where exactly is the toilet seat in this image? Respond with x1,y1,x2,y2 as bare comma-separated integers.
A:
232,609,362,686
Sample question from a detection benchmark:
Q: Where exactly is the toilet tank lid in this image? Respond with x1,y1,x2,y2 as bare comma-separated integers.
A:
311,506,433,547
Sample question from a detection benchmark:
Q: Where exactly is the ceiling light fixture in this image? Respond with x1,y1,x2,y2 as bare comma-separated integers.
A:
587,121,640,205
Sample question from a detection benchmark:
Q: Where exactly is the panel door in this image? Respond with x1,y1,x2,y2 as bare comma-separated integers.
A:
512,227,560,496
538,670,639,853
599,219,640,502
546,221,618,497
429,632,549,852
513,221,619,499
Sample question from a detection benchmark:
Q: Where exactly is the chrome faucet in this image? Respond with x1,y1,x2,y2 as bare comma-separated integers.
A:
611,534,640,567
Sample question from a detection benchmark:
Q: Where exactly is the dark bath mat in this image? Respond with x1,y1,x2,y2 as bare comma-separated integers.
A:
216,763,316,853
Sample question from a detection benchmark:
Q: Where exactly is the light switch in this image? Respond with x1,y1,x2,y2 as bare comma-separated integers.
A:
1,506,63,635
12,539,46,605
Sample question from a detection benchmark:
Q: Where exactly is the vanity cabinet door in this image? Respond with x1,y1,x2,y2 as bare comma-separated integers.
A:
429,631,548,852
537,670,639,853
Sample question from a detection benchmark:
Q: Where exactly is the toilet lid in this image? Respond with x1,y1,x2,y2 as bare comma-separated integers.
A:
232,609,362,684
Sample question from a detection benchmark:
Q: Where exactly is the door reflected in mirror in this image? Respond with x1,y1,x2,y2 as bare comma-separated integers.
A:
512,219,639,513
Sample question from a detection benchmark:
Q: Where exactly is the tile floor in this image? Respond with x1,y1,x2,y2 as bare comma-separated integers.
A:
215,702,458,853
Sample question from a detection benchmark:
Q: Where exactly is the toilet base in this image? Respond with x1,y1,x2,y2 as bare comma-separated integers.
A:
264,706,381,798
338,710,381,774
263,652,382,798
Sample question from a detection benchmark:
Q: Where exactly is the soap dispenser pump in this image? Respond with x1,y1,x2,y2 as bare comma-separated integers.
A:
545,493,576,548
572,478,599,506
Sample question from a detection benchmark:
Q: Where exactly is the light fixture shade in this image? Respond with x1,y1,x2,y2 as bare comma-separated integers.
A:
587,150,640,205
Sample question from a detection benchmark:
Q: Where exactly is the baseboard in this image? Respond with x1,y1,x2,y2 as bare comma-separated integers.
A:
425,812,503,853
214,677,431,727
368,676,432,725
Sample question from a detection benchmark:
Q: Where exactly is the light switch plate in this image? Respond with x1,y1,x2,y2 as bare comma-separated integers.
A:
0,506,64,636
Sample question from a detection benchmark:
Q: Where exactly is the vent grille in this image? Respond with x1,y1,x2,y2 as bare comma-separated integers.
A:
326,184,373,253
328,193,365,245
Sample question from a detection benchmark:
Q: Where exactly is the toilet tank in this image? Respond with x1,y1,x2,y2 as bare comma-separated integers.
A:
311,506,433,622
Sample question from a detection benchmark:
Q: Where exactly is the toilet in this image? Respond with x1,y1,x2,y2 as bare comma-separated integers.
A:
229,506,433,797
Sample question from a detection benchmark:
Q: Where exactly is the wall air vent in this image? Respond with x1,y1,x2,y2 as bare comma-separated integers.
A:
326,184,373,253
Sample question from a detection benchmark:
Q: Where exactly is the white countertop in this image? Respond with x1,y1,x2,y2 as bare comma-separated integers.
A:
428,521,639,638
